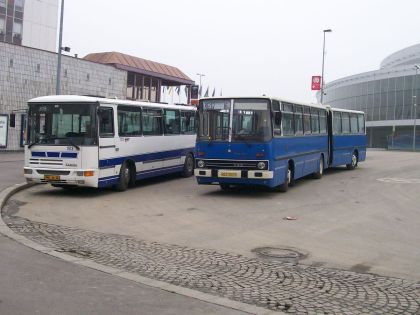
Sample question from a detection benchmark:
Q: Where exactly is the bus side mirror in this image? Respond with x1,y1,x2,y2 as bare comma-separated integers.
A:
274,112,281,125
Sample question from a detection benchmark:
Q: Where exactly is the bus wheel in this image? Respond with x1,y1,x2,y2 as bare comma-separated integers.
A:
313,155,324,179
275,167,291,192
220,183,232,190
115,162,131,191
346,152,358,170
181,154,194,178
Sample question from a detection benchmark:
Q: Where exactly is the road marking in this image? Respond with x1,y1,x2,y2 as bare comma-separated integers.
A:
377,178,420,184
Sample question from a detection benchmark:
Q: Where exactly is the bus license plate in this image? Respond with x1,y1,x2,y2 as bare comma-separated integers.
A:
220,172,237,177
44,175,60,181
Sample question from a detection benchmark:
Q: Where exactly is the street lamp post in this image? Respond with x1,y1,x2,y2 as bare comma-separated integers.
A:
55,0,65,95
320,29,332,104
196,73,205,97
413,65,419,151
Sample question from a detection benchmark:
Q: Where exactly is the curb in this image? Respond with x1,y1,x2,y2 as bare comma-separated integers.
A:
0,183,284,315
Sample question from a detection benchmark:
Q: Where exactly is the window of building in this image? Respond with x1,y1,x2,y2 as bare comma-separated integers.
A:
281,102,294,136
341,113,350,133
303,106,311,135
0,0,6,8
333,112,341,134
0,16,5,33
350,114,358,134
181,111,196,134
293,105,303,135
127,73,135,99
164,109,180,134
14,0,23,12
142,108,162,136
99,107,114,137
143,77,150,101
319,110,327,134
118,106,142,136
13,20,22,36
311,109,319,134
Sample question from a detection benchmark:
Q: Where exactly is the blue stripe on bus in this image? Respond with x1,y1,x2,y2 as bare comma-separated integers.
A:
99,147,194,168
32,152,46,157
61,152,78,158
31,151,78,158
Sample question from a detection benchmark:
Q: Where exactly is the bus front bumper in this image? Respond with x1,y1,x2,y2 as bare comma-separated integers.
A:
194,168,273,183
24,167,98,187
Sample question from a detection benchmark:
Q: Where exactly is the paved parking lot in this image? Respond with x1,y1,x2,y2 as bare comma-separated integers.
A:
3,150,420,314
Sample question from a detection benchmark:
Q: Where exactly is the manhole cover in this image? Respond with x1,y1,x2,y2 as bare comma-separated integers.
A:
252,246,308,261
377,178,420,184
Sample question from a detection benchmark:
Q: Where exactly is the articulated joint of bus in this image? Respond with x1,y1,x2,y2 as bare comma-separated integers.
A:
24,167,98,187
194,159,273,180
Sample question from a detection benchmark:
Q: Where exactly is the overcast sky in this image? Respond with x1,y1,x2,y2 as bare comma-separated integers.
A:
63,0,420,103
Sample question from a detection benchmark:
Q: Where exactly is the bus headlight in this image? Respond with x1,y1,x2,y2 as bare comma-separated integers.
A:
257,162,266,170
197,160,205,168
24,168,33,174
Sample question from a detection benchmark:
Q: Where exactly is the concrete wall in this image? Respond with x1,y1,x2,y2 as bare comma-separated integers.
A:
22,0,59,52
0,42,127,151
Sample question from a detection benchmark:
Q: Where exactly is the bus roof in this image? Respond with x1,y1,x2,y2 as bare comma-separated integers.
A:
200,96,328,110
28,95,196,111
200,96,365,114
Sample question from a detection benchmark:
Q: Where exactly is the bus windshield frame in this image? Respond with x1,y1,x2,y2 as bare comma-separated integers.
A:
27,102,98,147
198,98,272,142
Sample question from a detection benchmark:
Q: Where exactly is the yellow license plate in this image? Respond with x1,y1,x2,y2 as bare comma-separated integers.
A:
220,172,238,177
44,175,60,181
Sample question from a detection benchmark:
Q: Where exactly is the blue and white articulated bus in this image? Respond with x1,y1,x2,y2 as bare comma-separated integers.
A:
194,97,366,191
24,95,197,190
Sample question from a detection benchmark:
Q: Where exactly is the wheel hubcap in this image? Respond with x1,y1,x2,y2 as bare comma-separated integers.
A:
320,160,323,174
287,169,291,184
352,155,357,166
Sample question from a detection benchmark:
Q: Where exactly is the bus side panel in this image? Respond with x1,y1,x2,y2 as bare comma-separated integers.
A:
331,134,367,167
271,135,329,181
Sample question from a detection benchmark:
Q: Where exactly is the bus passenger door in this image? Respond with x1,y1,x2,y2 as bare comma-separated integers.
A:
98,107,118,185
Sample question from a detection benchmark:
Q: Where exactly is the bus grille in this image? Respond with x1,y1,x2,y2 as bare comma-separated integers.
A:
200,159,268,170
36,170,70,175
29,158,63,166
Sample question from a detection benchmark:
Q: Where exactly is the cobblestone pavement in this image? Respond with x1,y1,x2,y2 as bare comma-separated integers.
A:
4,215,420,315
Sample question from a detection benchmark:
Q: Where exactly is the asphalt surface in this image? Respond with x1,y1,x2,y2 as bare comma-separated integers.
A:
0,152,247,315
11,150,420,281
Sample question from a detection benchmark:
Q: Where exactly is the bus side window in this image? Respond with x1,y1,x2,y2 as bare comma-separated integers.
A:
342,113,350,134
350,114,358,134
117,106,142,137
272,100,281,137
164,109,180,135
303,106,311,135
358,114,365,134
333,112,342,134
294,105,303,135
181,111,196,134
142,108,163,136
99,107,114,137
282,103,294,136
311,109,320,134
319,110,327,134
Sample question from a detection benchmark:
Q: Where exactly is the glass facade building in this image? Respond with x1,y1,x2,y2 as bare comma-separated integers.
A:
320,43,420,150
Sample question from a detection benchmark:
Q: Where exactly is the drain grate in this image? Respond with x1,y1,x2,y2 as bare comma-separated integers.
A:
252,246,308,261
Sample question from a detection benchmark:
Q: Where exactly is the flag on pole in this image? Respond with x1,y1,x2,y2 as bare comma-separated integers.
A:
212,88,216,97
199,86,202,97
204,87,209,97
184,86,189,97
176,86,180,95
168,86,173,95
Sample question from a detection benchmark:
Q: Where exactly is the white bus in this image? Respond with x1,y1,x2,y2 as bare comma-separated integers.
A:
24,95,197,190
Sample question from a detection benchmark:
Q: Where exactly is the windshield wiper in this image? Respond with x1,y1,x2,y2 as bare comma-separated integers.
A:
28,142,42,149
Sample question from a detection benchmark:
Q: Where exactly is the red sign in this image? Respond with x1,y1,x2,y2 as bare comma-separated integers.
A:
311,76,321,90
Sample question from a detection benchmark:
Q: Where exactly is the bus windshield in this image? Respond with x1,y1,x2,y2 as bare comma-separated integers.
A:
198,98,271,142
27,103,98,146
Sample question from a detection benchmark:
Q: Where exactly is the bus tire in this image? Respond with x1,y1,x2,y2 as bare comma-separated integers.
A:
275,167,291,192
115,162,131,191
346,151,358,170
181,154,194,177
220,183,232,190
313,155,324,179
